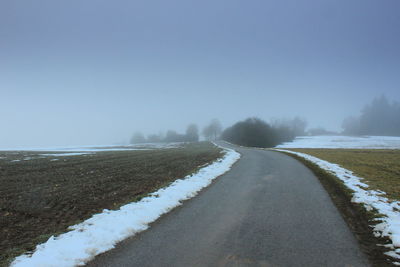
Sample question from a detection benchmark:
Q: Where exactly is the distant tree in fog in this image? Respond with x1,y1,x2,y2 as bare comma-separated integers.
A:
147,134,162,143
273,124,295,142
222,117,301,148
164,130,182,142
130,132,146,144
270,117,307,141
185,124,199,142
308,127,338,136
291,117,307,136
143,125,200,143
342,116,360,135
342,95,400,136
222,117,279,147
202,119,222,140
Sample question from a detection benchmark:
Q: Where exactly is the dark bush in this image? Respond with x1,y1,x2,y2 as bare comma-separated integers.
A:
222,117,294,148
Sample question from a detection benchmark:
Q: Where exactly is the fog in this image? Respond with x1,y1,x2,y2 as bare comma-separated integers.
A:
1,0,400,148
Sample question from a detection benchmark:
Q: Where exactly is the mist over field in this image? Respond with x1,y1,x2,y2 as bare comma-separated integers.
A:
1,0,400,148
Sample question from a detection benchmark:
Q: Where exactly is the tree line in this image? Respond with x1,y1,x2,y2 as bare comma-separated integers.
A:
222,117,307,148
342,95,400,136
131,117,307,148
131,95,399,147
130,119,223,144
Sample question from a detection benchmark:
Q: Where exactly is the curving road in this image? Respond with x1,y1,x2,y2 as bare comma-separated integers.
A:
87,142,369,267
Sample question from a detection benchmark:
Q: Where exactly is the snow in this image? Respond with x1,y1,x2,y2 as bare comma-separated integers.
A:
1,147,145,152
41,153,93,157
276,135,400,149
11,144,240,267
275,148,400,264
0,143,183,152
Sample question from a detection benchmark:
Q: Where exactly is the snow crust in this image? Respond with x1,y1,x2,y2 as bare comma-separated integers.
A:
275,149,400,263
276,135,400,149
11,144,240,267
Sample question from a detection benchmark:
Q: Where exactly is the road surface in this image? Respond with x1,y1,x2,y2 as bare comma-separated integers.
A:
87,143,369,267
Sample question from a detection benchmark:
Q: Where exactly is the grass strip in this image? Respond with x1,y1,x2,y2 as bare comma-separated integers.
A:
278,150,395,267
289,149,400,201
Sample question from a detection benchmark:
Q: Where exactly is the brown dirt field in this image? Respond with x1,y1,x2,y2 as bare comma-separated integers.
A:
0,142,222,267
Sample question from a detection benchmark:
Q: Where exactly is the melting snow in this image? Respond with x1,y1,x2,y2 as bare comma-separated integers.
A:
11,144,240,267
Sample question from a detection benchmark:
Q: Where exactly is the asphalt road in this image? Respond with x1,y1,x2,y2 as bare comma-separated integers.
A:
87,143,369,267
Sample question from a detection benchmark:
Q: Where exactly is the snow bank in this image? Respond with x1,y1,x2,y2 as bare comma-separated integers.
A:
275,149,400,264
11,144,240,267
276,135,400,149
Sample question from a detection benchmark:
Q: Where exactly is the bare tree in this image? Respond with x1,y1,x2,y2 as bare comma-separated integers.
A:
130,132,146,144
290,117,307,136
147,134,162,143
185,124,199,142
164,130,180,142
203,119,222,140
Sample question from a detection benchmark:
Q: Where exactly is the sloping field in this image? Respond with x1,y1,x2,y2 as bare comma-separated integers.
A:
0,142,221,267
279,148,400,265
289,149,400,201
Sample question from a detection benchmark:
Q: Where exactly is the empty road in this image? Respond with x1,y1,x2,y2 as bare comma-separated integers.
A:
87,143,369,267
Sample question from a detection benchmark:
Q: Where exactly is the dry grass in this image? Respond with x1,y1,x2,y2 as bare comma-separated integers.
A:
289,149,400,201
279,150,394,266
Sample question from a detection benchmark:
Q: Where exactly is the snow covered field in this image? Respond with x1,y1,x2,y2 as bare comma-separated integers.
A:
275,149,400,264
10,145,240,267
276,135,400,149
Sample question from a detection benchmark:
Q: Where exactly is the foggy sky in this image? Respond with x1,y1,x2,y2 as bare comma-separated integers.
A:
1,0,400,147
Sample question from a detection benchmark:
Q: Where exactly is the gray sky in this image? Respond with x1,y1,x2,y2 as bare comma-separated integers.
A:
1,0,400,147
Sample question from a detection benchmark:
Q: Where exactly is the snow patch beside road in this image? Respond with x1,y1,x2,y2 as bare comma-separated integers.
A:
11,144,240,267
275,149,400,264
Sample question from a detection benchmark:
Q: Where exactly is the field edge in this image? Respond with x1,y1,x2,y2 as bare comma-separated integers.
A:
276,150,395,267
2,142,226,267
8,144,241,267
